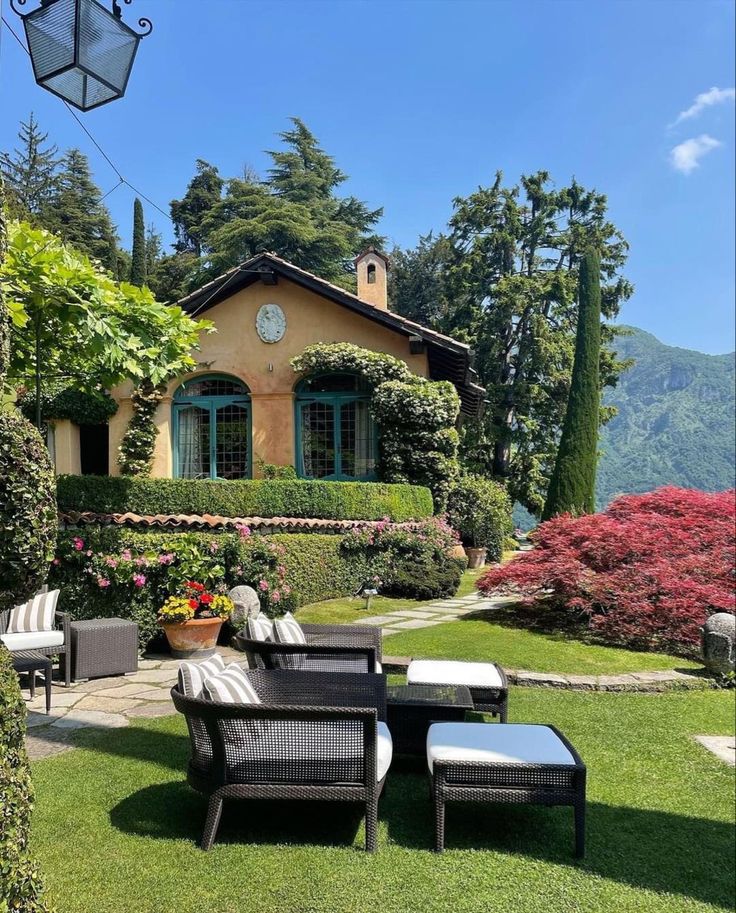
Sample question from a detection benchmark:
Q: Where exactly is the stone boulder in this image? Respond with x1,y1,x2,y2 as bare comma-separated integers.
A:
701,613,736,675
228,585,261,629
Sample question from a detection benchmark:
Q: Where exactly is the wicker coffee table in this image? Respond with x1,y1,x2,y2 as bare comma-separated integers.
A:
386,684,473,756
70,618,139,681
12,650,53,713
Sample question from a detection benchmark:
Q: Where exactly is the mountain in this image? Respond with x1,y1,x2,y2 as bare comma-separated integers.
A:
597,326,735,508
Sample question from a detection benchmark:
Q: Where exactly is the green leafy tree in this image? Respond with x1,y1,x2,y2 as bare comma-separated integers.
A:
171,159,223,257
388,232,454,325
543,248,602,519
129,197,146,287
40,149,116,263
430,171,631,515
0,113,59,218
2,221,211,427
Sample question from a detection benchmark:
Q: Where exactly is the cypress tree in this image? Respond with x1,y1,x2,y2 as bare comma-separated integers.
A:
542,247,601,520
130,197,146,286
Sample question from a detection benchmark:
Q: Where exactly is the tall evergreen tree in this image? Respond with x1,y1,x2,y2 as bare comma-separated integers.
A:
144,222,162,281
542,248,602,519
389,232,454,326
129,197,146,286
41,149,115,263
0,113,59,218
170,159,223,256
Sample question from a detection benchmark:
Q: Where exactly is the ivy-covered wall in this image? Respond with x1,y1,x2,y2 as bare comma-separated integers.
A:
292,343,461,507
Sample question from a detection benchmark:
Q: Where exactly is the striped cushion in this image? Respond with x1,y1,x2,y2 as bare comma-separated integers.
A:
247,615,274,642
274,612,306,645
202,663,261,704
6,589,59,634
177,653,226,699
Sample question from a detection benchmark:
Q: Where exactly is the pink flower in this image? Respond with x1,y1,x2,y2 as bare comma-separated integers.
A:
97,577,111,588
73,537,84,551
209,541,219,554
157,553,174,565
237,524,251,539
282,585,291,595
52,558,61,566
134,556,148,567
86,550,93,557
121,549,132,561
105,557,118,568
258,579,269,591
277,565,286,575
132,574,146,588
270,590,281,603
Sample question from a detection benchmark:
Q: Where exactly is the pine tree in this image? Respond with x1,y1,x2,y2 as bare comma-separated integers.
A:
41,149,115,263
129,198,146,286
0,113,59,217
170,159,223,256
542,248,602,520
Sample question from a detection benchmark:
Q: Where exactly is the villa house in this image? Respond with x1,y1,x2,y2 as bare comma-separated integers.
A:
51,249,484,480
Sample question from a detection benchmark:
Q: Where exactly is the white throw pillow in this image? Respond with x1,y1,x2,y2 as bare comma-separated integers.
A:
248,615,274,642
6,589,59,634
177,653,226,699
202,663,261,704
274,612,306,645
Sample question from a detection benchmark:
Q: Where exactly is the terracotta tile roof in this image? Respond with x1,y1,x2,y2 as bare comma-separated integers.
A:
59,512,382,534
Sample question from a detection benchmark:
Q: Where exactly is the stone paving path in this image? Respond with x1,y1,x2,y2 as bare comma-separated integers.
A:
357,591,516,633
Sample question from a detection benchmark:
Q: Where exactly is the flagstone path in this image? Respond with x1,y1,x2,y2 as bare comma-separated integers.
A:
356,591,516,633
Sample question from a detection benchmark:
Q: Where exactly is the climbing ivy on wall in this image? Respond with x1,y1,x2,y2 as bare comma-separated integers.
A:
117,380,164,476
291,343,461,507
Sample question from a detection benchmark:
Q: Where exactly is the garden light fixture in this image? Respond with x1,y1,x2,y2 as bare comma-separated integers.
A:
10,0,152,111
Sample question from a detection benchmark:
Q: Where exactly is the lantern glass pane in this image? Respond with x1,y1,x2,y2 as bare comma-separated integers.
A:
44,69,118,108
78,0,138,94
25,0,76,80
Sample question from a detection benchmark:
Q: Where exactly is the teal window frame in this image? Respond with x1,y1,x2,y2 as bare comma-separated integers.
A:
172,374,252,480
294,374,378,481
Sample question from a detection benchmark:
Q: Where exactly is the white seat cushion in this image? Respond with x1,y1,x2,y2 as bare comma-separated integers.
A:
274,612,306,645
376,721,393,780
374,660,383,674
426,723,576,772
1,630,64,651
202,664,261,704
6,589,59,634
177,653,226,698
408,659,503,689
247,615,274,642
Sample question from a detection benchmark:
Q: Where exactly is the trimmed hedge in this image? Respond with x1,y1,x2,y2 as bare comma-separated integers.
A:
56,476,434,522
270,534,371,607
0,646,52,912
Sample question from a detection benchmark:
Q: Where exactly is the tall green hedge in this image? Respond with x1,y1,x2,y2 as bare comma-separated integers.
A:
0,646,52,912
56,476,434,522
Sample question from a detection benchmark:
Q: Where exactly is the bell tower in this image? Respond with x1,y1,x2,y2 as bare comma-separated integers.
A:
355,247,389,310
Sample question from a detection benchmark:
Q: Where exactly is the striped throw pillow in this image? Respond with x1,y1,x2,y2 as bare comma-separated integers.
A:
274,612,306,645
6,589,59,634
202,663,261,704
247,615,274,642
177,653,226,699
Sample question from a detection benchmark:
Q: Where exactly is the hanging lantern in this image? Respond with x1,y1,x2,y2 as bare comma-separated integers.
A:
10,0,152,112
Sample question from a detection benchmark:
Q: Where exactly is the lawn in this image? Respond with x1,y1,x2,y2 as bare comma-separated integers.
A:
296,567,701,675
29,688,735,913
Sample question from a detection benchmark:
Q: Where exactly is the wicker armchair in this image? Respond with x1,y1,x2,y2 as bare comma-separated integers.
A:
171,669,390,851
0,606,71,687
235,623,383,673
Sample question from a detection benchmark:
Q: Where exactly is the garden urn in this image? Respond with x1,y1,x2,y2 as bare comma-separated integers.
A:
465,547,488,569
160,617,223,659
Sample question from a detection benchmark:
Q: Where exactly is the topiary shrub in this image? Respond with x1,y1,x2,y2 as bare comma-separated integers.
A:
0,645,52,912
388,558,464,601
478,487,736,655
56,475,433,522
0,410,57,612
446,473,513,562
117,380,164,476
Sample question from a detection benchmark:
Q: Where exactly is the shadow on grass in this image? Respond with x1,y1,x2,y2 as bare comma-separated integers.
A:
100,726,734,909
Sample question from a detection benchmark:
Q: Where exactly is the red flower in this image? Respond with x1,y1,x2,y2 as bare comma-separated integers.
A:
188,599,199,610
186,581,206,592
199,593,214,605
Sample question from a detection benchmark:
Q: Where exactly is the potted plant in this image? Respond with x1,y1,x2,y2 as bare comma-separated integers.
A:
446,474,513,569
158,581,233,659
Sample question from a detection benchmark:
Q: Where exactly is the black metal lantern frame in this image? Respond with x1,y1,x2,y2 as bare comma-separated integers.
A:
10,0,152,112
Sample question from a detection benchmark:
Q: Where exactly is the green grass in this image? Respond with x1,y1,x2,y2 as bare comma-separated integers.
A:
384,618,700,674
30,689,735,913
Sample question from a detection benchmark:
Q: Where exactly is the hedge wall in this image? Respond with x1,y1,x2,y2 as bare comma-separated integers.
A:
57,476,434,522
0,646,52,912
270,534,371,607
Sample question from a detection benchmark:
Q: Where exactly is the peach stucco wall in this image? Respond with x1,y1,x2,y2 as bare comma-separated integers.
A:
108,278,428,477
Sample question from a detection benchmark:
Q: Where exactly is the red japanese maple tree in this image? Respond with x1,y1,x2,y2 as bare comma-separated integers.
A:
478,487,735,654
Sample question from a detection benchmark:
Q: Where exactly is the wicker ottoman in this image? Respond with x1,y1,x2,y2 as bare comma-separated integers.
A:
70,618,139,681
407,660,509,721
427,722,586,856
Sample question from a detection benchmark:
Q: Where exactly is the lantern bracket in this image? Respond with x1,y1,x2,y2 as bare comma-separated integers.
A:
11,0,153,37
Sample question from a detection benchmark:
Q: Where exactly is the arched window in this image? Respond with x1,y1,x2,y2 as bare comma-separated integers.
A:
295,374,376,481
366,262,377,284
173,375,251,480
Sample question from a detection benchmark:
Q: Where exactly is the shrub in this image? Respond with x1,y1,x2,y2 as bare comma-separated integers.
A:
56,475,433,522
256,460,298,480
478,487,736,655
117,381,164,476
446,474,513,561
388,559,464,601
0,646,52,912
0,410,57,612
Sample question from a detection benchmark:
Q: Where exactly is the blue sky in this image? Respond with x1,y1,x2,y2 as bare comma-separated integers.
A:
1,0,734,353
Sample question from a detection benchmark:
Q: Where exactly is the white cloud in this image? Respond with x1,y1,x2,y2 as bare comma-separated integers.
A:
674,86,735,124
670,134,722,174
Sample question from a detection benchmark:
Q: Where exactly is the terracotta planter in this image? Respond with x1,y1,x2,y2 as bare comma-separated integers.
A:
159,616,223,659
465,547,488,569
448,543,468,562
